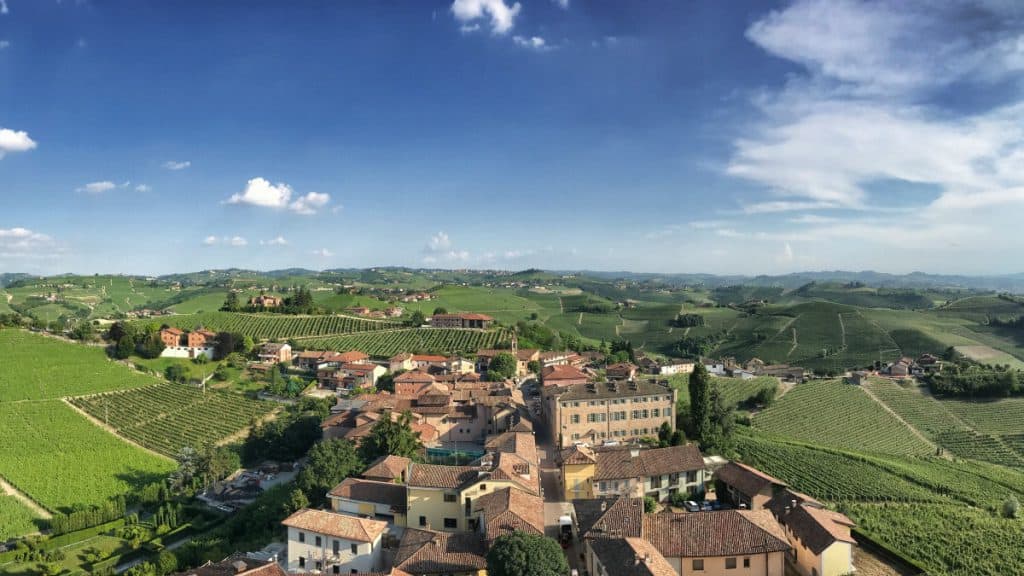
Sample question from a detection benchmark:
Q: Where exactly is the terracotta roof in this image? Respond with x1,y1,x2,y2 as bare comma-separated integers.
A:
607,362,638,372
542,364,589,382
473,487,544,540
389,352,414,362
328,478,407,512
395,370,435,383
484,431,538,465
574,497,644,539
394,529,487,575
593,445,704,481
412,354,448,363
362,455,411,482
162,327,184,335
172,554,287,576
768,491,856,555
335,350,369,363
510,419,533,432
589,537,677,576
560,444,597,465
715,461,787,499
281,508,388,543
641,510,790,558
515,349,540,361
408,464,482,489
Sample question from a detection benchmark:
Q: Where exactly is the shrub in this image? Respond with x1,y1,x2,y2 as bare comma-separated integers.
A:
1003,496,1020,519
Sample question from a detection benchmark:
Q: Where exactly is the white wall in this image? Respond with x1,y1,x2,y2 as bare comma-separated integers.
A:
286,526,382,574
160,345,216,360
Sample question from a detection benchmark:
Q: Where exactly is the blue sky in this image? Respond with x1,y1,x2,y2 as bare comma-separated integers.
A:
2,0,1024,276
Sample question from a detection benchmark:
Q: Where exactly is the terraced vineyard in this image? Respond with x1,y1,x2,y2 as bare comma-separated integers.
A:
753,379,933,456
69,384,275,457
146,311,399,340
297,328,510,357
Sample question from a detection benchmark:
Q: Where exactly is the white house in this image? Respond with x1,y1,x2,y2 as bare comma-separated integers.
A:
282,508,388,574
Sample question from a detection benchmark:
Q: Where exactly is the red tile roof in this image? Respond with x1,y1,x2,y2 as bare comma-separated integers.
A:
394,529,487,575
715,461,787,499
641,510,790,558
362,455,412,482
281,508,388,543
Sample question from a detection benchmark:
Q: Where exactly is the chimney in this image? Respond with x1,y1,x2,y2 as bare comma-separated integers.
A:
231,561,248,574
630,448,640,458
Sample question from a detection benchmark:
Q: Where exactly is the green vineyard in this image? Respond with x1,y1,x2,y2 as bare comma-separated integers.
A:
139,311,399,340
69,384,275,458
297,328,510,357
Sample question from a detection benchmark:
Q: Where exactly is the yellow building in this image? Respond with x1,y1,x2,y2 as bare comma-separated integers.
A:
546,380,677,448
327,478,408,528
560,444,707,502
767,489,857,576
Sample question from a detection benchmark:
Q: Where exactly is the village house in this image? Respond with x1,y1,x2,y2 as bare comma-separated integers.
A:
560,444,707,502
411,354,449,370
362,455,412,483
389,353,415,373
384,306,404,318
159,327,218,360
715,461,789,511
394,370,438,397
296,350,370,372
606,362,639,381
257,342,292,364
541,364,590,387
318,362,386,391
328,478,408,530
766,489,857,576
249,294,284,308
545,380,677,448
472,486,545,544
281,508,388,574
170,554,288,576
159,326,184,348
587,537,677,576
658,358,696,376
476,345,539,378
429,313,494,329
347,306,372,316
393,529,486,576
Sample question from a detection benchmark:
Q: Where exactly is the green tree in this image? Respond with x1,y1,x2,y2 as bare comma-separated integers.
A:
155,550,178,575
358,411,423,463
688,363,712,444
170,446,200,493
139,331,166,359
220,291,239,312
527,360,541,375
1003,495,1020,519
296,439,364,505
287,488,310,513
407,310,426,327
486,531,569,576
487,352,519,381
114,333,136,359
433,306,448,315
197,444,241,485
643,495,657,513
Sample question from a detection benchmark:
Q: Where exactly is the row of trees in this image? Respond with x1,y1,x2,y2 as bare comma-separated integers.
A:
685,363,736,453
221,286,319,314
108,322,166,359
924,360,1021,398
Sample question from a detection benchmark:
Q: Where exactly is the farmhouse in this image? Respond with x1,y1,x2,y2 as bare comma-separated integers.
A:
767,489,857,576
429,313,493,329
257,342,292,364
159,327,218,360
715,461,788,511
606,362,638,381
281,508,388,574
249,294,283,308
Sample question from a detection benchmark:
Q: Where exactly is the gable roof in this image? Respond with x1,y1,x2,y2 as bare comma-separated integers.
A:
593,445,704,480
641,510,790,558
362,455,411,482
767,490,856,555
473,487,545,541
559,380,672,402
281,508,388,543
589,537,677,576
573,497,644,539
559,444,597,466
542,364,589,382
394,529,487,575
171,554,287,576
328,478,407,513
715,461,787,498
408,464,482,489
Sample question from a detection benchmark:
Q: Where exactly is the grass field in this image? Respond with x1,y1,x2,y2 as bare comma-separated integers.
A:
147,311,398,340
297,327,510,357
70,383,275,458
0,495,41,540
661,375,778,409
753,379,934,456
400,286,552,325
0,330,159,402
0,400,175,512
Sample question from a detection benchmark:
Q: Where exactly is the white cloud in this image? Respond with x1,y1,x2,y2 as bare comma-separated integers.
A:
311,248,334,257
426,231,453,252
450,0,521,35
162,160,190,170
0,0,7,15
289,192,331,215
0,128,37,158
513,36,552,51
201,235,249,247
0,41,9,49
228,236,247,247
76,181,117,194
202,235,218,246
225,178,332,215
260,236,288,246
422,231,472,264
0,227,60,259
553,0,568,9
135,184,151,193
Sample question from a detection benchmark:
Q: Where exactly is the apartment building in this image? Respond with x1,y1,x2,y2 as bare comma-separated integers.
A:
546,380,677,448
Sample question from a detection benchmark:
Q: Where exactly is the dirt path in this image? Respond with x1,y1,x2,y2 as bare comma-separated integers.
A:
787,327,799,357
0,476,52,519
858,385,937,451
61,398,175,463
215,408,281,447
577,312,583,325
558,297,564,314
838,313,847,348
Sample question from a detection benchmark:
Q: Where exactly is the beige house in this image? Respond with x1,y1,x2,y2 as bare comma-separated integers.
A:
257,342,292,364
281,508,388,574
715,462,788,511
560,444,707,501
767,489,857,576
546,380,677,448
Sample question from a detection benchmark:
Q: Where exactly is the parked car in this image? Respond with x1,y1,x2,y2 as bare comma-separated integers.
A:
700,501,713,512
683,500,700,512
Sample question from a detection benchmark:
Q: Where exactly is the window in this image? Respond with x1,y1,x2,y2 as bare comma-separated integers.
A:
444,493,457,502
692,559,704,571
315,562,322,571
632,410,640,419
571,414,580,424
419,516,427,527
572,433,580,440
641,409,649,418
333,540,340,555
332,566,340,574
726,557,737,569
298,557,306,569
599,482,607,492
686,471,697,483
298,532,305,543
743,558,751,568
651,476,662,488
350,543,358,554
587,414,596,423
480,484,487,491
443,518,457,529
315,535,322,547
651,408,660,417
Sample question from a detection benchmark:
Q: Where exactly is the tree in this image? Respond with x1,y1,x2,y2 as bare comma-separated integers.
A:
707,383,735,452
155,550,178,575
296,439,364,505
527,360,541,375
114,333,136,359
407,310,426,327
358,410,423,463
139,331,166,359
486,531,569,576
376,370,402,393
220,291,240,312
1003,495,1020,519
286,488,310,513
643,495,657,513
170,446,200,493
433,306,448,315
197,444,241,485
688,363,712,444
487,352,518,381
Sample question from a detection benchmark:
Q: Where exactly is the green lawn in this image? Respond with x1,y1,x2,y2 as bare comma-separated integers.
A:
0,330,159,401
